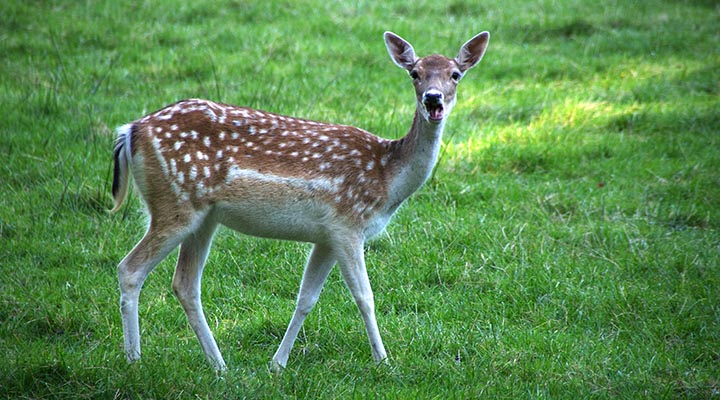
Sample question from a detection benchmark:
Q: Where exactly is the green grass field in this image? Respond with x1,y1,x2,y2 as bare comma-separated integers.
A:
1,0,718,398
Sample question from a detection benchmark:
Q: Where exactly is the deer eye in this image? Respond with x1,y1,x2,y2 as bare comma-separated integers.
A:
409,70,419,80
451,71,462,81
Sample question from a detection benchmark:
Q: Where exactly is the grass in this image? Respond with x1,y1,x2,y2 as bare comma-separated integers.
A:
1,0,719,398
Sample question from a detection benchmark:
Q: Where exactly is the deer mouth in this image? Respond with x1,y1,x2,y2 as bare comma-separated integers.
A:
425,103,445,122
422,90,445,122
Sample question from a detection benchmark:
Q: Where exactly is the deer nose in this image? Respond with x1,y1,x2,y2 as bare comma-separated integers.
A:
422,89,443,105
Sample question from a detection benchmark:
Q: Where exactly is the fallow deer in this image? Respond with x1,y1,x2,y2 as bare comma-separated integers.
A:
111,31,489,371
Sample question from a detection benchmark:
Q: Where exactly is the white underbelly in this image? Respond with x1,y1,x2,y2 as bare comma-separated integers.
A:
214,197,333,243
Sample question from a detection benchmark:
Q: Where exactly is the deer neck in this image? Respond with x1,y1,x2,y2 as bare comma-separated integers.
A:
385,110,445,211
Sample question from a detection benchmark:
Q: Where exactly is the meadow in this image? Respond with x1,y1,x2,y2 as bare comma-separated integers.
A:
1,0,718,398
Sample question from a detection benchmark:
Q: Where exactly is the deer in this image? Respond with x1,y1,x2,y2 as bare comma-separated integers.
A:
111,31,489,372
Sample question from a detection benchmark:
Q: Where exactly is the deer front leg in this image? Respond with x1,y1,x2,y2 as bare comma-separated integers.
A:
336,240,387,364
272,243,336,370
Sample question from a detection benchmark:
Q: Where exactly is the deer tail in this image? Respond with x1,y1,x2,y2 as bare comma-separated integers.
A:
111,124,133,213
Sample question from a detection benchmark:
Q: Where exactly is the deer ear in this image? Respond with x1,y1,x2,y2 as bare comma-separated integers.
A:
455,31,489,72
384,31,417,71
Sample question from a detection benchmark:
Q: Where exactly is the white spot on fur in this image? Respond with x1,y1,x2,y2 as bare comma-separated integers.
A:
353,203,366,214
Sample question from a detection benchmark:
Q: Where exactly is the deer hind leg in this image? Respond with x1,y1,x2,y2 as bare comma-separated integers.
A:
118,220,189,363
171,219,225,371
272,243,336,370
336,239,387,364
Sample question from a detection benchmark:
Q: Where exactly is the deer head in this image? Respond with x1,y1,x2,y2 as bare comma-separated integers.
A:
384,31,489,124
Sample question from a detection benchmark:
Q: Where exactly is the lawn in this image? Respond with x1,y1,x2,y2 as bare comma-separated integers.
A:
1,0,718,398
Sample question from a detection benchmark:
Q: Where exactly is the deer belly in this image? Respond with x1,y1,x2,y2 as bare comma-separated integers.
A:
215,198,333,243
